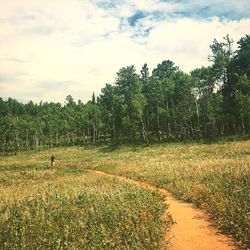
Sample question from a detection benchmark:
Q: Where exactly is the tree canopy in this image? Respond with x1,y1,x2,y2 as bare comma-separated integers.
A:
0,34,249,154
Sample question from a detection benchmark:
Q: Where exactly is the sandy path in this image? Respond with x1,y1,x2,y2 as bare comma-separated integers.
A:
90,170,237,250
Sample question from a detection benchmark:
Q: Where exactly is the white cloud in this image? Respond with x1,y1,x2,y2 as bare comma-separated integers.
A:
0,0,249,103
144,17,250,72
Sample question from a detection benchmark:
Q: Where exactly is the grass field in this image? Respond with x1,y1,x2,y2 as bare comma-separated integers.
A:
0,140,249,248
0,161,170,249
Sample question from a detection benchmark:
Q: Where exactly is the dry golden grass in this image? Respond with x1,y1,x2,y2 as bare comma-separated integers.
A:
0,140,249,248
87,140,250,248
0,156,170,249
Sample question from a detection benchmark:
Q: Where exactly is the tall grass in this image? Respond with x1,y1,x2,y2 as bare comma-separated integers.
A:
0,167,171,249
83,141,250,248
1,140,249,248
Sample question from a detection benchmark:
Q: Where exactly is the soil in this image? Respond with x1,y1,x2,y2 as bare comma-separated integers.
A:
91,170,238,250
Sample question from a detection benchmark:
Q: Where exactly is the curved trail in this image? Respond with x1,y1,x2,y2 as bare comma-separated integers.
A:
90,170,237,250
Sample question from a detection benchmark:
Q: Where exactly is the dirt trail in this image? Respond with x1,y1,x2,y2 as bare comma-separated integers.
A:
90,170,237,250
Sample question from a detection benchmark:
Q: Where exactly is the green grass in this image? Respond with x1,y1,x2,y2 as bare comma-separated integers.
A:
85,141,250,248
0,140,249,248
95,164,118,172
0,160,171,249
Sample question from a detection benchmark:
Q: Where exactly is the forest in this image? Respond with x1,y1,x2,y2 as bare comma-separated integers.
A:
0,34,249,154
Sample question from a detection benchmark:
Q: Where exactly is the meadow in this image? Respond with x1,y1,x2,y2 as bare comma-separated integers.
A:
0,140,249,248
88,140,250,248
0,159,170,249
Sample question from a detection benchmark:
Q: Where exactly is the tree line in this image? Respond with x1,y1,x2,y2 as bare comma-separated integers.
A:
0,35,249,154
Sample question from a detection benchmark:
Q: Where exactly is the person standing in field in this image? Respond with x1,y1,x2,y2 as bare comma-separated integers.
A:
51,155,55,167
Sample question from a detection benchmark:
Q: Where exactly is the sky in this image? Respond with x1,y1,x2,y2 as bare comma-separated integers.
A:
0,0,249,104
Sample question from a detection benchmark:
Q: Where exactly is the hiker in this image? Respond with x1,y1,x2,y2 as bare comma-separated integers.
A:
51,155,55,167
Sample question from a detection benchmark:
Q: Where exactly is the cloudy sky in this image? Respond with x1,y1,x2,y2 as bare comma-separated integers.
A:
0,0,249,103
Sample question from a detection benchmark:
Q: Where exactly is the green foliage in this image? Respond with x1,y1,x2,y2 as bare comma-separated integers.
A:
0,35,250,154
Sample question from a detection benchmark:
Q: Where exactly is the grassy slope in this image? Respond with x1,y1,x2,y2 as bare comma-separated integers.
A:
89,141,250,248
0,160,170,249
33,140,249,248
0,140,249,248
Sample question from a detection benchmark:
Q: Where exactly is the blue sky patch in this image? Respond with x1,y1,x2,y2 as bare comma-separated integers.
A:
160,0,250,20
95,0,121,9
95,0,250,21
128,11,148,26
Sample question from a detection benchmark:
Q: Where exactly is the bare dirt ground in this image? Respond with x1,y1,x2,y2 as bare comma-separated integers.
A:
91,170,238,250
